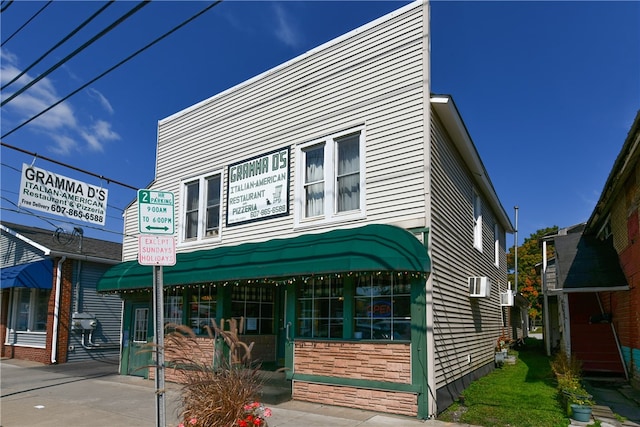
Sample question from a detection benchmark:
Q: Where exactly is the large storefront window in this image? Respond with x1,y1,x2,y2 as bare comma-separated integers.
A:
164,287,184,326
298,277,344,338
10,288,50,332
231,285,274,334
189,286,217,334
296,274,411,340
355,274,411,340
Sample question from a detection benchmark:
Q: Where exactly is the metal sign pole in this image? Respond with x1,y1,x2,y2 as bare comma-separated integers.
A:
153,265,166,427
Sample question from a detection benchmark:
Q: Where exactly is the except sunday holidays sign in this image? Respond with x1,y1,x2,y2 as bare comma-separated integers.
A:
18,163,108,225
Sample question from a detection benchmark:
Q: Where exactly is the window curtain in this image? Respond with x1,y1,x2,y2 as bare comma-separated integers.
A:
304,145,324,217
337,134,360,212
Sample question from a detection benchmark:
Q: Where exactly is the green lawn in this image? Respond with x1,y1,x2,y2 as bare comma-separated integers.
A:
437,338,571,427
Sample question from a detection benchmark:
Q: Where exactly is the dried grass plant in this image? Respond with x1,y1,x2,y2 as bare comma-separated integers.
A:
154,320,264,427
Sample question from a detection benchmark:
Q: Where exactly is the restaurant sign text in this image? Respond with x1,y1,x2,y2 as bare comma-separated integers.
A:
227,147,289,225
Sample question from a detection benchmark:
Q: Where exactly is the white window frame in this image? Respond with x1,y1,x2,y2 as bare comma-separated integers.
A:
494,223,500,267
8,288,50,333
294,126,366,228
473,189,483,252
179,171,223,245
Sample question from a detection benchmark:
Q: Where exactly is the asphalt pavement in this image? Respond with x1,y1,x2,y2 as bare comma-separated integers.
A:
0,358,470,427
2,356,638,427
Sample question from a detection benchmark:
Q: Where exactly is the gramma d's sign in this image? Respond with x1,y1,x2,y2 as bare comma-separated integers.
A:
226,147,289,225
18,164,108,225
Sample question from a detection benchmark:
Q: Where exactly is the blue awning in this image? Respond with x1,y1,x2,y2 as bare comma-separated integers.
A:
1,260,54,289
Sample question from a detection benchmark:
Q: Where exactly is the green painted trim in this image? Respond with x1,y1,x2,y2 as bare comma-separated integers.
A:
292,373,421,394
284,283,296,379
411,269,429,418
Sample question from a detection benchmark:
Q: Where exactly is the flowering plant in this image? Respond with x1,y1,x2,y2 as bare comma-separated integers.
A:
236,401,272,427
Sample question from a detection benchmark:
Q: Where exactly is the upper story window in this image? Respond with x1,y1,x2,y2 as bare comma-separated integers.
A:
296,127,365,226
473,190,483,252
181,172,222,243
494,223,500,267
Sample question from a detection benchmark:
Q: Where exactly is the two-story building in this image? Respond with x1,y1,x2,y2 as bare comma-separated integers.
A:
98,1,515,417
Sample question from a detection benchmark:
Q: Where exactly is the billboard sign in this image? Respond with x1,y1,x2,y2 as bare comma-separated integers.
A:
18,164,108,225
226,147,289,226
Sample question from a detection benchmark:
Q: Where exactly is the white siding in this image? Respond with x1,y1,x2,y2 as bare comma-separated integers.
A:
122,2,427,260
1,231,45,267
429,113,509,394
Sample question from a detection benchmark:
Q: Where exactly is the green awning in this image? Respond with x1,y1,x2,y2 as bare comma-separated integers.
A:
97,224,430,292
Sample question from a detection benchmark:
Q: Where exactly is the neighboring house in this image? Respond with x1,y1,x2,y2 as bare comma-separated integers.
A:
542,111,639,387
97,1,515,418
1,221,122,364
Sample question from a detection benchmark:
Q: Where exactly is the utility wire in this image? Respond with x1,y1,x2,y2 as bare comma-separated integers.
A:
1,0,223,139
1,1,149,107
0,1,51,46
2,1,116,91
1,1,14,13
1,141,140,190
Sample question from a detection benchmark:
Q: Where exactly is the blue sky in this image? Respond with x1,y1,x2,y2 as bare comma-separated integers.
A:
1,0,638,248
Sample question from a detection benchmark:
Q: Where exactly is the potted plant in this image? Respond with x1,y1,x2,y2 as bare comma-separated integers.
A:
551,350,594,422
494,336,510,366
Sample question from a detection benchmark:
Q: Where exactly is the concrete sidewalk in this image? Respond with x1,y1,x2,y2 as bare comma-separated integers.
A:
0,358,470,427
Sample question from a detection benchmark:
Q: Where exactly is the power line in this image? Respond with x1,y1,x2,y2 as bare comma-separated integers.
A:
1,0,223,140
2,1,116,91
1,1,14,13
0,1,51,47
1,141,140,190
1,0,149,107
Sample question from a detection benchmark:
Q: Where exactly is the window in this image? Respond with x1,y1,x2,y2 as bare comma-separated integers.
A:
296,127,364,225
164,288,183,326
133,308,149,343
231,286,274,334
473,190,482,251
181,172,222,242
9,288,50,332
494,223,500,267
355,274,411,340
297,277,344,338
189,286,217,335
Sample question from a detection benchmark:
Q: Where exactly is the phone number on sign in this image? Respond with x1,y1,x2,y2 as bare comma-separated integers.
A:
50,204,104,223
249,204,286,218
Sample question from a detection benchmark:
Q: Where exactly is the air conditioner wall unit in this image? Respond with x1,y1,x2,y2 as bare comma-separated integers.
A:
500,291,514,306
468,276,491,298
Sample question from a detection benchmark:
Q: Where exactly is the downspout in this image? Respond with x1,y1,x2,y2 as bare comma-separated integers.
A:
51,256,66,364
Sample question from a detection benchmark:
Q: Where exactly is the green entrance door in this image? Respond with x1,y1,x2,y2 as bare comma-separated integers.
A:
124,303,151,377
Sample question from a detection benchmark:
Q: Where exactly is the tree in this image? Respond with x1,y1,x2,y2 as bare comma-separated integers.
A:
507,226,558,326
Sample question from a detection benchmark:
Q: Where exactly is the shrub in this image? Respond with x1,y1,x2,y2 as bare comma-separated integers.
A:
151,320,270,427
550,350,593,408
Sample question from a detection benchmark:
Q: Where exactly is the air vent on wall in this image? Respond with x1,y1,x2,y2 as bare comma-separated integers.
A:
500,291,514,306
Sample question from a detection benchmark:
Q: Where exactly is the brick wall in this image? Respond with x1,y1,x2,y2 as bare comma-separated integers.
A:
293,381,418,416
294,341,412,383
149,335,275,383
293,340,417,416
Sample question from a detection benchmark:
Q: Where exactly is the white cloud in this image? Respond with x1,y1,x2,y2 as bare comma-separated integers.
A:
49,134,79,156
80,120,120,152
272,3,302,48
1,48,119,155
87,88,114,115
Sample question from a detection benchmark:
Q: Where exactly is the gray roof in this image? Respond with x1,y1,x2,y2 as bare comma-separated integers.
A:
1,221,122,262
553,232,627,291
